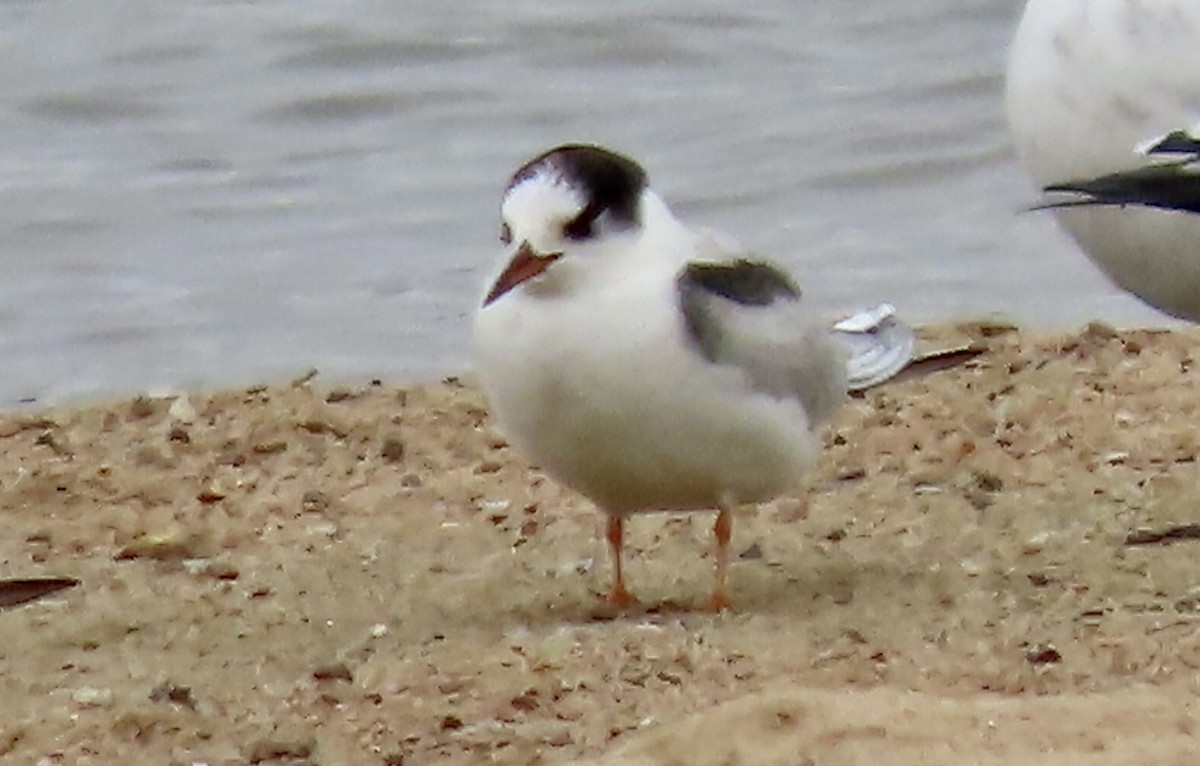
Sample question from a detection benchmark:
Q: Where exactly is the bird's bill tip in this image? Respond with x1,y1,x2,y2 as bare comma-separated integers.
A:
482,243,562,306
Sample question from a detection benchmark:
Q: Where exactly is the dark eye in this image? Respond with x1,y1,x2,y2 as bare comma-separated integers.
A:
499,221,512,245
563,206,598,241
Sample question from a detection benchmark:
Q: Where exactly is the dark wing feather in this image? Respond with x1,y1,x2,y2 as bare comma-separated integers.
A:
1142,129,1200,157
1038,163,1200,214
1037,130,1200,214
676,259,846,424
678,259,801,361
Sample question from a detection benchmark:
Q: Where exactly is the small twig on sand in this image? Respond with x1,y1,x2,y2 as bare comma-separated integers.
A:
0,577,79,608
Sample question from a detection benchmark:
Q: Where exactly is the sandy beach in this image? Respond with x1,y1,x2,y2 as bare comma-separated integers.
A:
4,321,1200,764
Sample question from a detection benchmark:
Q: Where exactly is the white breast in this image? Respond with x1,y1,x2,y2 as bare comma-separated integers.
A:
472,246,829,515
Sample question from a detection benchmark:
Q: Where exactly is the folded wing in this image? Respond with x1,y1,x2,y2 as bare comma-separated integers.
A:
1038,127,1200,214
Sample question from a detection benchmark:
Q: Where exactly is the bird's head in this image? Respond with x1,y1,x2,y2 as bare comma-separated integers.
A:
482,144,649,307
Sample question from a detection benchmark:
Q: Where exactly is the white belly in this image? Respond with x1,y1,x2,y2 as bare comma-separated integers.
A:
472,272,824,514
1053,208,1200,321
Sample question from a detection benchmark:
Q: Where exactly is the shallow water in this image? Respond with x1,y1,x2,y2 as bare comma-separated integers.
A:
0,0,1167,404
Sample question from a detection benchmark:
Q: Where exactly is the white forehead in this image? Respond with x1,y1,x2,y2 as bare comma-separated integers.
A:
501,170,587,233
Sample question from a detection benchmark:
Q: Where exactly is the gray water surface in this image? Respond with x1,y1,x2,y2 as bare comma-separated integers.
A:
0,0,1164,404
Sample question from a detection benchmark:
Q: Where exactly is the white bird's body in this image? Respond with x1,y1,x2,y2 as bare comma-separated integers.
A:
472,144,916,609
1006,0,1200,320
475,194,837,516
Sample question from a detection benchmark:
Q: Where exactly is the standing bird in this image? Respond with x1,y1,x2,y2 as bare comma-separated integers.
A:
472,144,917,610
1006,0,1200,321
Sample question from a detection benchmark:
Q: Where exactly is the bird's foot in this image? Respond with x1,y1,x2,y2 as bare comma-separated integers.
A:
605,584,638,609
707,589,731,612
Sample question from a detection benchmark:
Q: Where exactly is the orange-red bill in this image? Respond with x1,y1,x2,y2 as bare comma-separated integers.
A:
483,244,562,306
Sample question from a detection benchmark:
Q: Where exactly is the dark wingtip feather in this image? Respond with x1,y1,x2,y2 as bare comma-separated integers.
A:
1034,160,1200,214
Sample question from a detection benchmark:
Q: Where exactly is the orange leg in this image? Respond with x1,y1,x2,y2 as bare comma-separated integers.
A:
710,508,732,611
605,515,637,607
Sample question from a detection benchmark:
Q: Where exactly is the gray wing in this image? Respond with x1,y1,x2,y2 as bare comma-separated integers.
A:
677,259,849,425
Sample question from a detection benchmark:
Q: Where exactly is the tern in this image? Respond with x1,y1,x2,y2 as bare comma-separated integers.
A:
1006,0,1200,321
473,143,957,610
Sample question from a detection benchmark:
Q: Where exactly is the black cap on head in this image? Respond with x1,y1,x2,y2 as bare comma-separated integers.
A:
505,144,648,240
